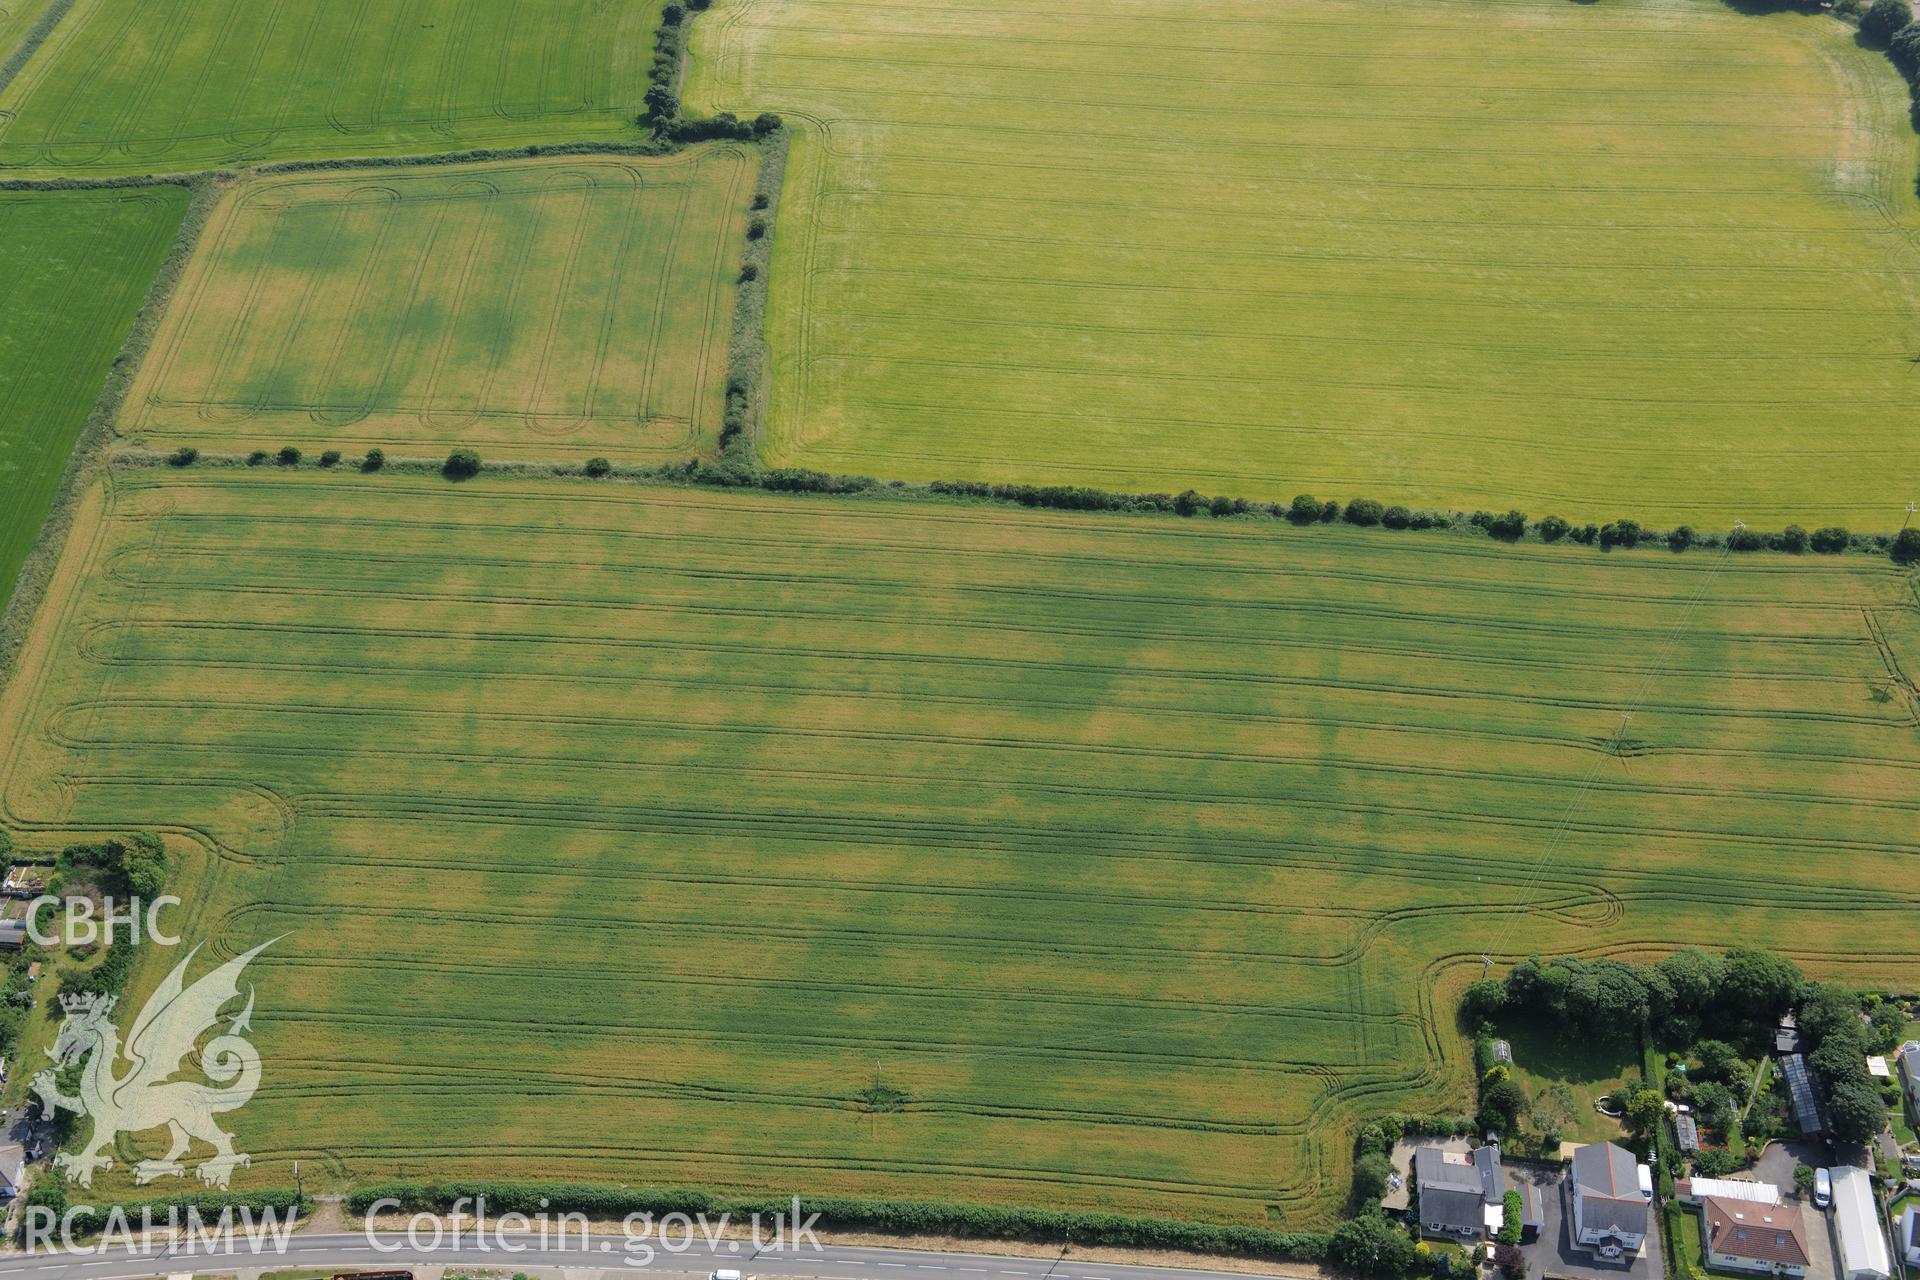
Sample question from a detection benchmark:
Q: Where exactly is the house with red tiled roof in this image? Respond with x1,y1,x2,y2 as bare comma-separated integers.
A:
1699,1196,1810,1277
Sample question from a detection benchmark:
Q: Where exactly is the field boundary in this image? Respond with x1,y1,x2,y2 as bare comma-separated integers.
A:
109,445,1920,568
347,1183,1332,1262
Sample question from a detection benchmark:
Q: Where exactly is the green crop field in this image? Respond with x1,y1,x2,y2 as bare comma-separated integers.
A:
120,149,756,462
2,467,1916,1223
686,0,1920,527
0,185,187,617
0,0,662,175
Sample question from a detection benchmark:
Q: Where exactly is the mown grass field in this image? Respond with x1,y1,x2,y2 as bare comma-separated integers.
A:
687,0,1920,526
0,185,187,617
120,150,755,462
0,0,662,175
1,467,1916,1223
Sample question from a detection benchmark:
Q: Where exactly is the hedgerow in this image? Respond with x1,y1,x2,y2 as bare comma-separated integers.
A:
345,1182,1328,1261
18,1185,302,1243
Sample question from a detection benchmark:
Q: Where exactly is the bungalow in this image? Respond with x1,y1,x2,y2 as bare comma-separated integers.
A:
1698,1196,1810,1277
1571,1141,1651,1260
1415,1144,1502,1240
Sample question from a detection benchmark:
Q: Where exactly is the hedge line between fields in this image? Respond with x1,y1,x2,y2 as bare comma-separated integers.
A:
718,132,788,466
0,0,78,100
344,1182,1330,1261
123,447,1920,565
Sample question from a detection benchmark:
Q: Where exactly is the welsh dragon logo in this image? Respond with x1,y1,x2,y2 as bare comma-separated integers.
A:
31,941,270,1189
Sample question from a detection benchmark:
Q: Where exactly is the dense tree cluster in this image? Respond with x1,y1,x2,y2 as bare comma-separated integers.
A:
1463,947,1803,1046
1797,984,1889,1143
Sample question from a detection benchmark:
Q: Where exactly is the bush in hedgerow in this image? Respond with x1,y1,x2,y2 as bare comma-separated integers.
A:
585,457,612,477
168,446,199,467
1537,515,1570,542
1892,526,1920,565
319,449,342,468
1381,505,1412,529
1598,519,1642,549
443,448,482,480
1344,498,1385,526
362,448,385,472
276,446,301,466
1288,494,1322,525
1486,509,1526,541
1810,526,1850,554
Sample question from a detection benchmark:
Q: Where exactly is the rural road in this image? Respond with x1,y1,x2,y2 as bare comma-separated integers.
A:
0,1233,1296,1280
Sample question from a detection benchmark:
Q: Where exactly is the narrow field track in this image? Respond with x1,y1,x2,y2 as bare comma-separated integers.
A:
1,468,1914,1222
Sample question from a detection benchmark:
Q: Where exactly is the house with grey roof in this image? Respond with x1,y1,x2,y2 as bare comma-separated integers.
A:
1895,1042,1920,1127
1571,1141,1651,1260
1414,1144,1489,1239
1414,1143,1504,1240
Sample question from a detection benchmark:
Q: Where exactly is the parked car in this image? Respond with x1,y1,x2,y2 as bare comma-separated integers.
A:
1813,1167,1832,1209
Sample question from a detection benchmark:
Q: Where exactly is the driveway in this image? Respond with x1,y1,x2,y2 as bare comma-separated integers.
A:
1754,1138,1827,1192
1518,1169,1663,1280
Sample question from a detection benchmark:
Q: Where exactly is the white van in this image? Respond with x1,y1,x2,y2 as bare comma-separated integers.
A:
1637,1163,1654,1201
1813,1167,1832,1209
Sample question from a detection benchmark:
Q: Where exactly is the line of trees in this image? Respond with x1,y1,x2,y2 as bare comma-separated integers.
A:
1465,948,1804,1047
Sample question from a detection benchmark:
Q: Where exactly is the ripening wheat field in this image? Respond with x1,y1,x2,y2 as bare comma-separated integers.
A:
686,0,1920,526
120,150,756,462
1,467,1915,1222
0,0,665,174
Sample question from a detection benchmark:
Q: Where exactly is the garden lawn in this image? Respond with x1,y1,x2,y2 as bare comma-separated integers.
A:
1493,1020,1636,1147
4,470,1919,1223
686,0,1920,526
